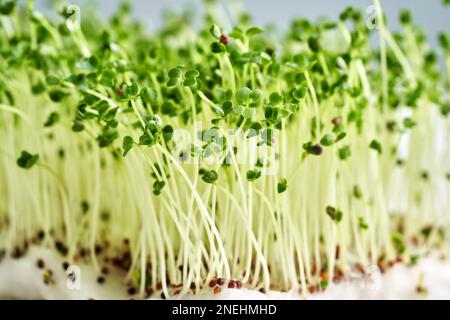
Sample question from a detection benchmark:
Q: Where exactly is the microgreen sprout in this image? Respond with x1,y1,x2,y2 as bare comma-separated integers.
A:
16,151,39,169
326,206,343,223
277,179,288,194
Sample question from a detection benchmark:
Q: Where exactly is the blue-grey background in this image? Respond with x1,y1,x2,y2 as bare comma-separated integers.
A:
38,0,449,45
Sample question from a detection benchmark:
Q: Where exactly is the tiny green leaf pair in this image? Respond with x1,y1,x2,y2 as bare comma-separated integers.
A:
17,151,39,169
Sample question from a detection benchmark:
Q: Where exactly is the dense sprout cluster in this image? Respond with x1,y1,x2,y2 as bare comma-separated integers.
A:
0,0,449,298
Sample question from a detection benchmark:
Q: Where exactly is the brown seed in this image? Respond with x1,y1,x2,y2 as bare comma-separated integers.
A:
112,257,122,267
127,287,136,295
416,285,427,294
190,282,196,290
216,278,225,286
333,267,344,283
97,276,105,284
228,280,236,289
11,247,23,259
333,268,344,283
55,241,68,256
209,278,217,288
120,258,130,269
335,245,340,259
235,280,243,289
213,286,222,295
42,270,55,286
101,266,109,275
62,261,69,271
36,259,45,269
